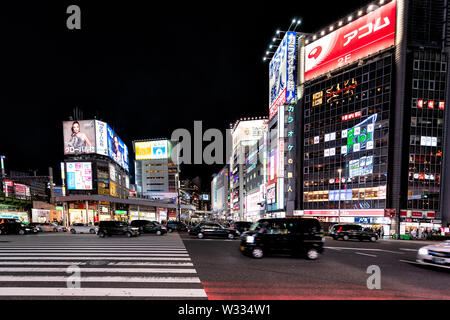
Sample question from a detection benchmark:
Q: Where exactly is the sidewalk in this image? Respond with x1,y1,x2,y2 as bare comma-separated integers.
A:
324,236,443,245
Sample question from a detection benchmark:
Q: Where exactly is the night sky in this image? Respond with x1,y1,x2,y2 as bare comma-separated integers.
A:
0,0,369,190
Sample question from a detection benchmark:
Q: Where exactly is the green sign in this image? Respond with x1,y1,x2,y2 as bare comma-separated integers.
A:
55,206,64,211
115,210,127,215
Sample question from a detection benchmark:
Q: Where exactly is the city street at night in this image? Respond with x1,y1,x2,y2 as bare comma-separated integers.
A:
0,232,448,300
1,0,450,309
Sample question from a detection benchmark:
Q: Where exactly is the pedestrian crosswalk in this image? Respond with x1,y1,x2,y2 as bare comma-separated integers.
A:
0,234,207,299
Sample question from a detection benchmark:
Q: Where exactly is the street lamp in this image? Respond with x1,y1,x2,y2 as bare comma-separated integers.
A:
337,169,342,224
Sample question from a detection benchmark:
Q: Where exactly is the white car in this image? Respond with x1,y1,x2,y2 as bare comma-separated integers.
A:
36,223,59,232
50,223,66,232
416,240,450,268
68,223,98,234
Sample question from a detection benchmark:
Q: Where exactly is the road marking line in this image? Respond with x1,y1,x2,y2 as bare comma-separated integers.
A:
0,287,207,297
0,246,187,249
0,275,201,283
324,247,404,254
0,261,194,266
400,259,450,269
0,257,191,261
355,252,377,257
0,267,197,273
0,253,189,257
0,250,188,254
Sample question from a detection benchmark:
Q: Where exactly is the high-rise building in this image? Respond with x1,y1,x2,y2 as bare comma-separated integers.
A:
293,0,449,234
133,139,178,201
243,135,268,222
211,166,230,220
229,118,268,221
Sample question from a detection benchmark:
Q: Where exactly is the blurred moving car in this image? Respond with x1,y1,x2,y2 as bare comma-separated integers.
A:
68,223,98,234
130,220,167,235
416,240,450,268
97,221,139,238
50,223,66,232
0,220,38,235
232,221,252,235
166,221,187,233
35,222,59,232
240,218,325,259
329,224,378,242
188,222,239,239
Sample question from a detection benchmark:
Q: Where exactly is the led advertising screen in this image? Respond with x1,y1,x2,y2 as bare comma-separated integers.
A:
305,0,396,81
349,156,374,178
107,125,129,172
95,120,109,156
347,114,377,153
269,31,297,120
66,162,93,190
135,140,169,160
63,120,96,155
266,183,276,205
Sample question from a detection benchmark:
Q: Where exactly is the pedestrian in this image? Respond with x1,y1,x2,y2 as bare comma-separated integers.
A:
418,228,423,240
377,228,381,238
411,228,417,239
380,226,384,239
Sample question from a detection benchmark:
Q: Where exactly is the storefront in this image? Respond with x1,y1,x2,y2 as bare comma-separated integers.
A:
0,204,29,223
49,208,63,223
129,205,157,222
31,209,50,223
114,210,128,221
158,207,167,223
68,209,96,224
298,209,393,236
399,210,442,237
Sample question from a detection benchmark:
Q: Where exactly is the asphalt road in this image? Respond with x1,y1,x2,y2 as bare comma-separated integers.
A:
0,232,448,300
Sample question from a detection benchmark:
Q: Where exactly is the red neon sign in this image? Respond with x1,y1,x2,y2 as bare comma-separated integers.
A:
439,101,445,110
305,1,397,81
342,111,362,121
428,100,434,109
417,99,423,108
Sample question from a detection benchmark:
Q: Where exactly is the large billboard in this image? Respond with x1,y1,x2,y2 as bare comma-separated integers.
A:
135,140,169,160
62,120,129,172
63,120,96,155
346,114,377,154
95,120,109,156
232,120,267,151
269,31,297,120
107,125,129,172
305,0,396,81
66,162,93,190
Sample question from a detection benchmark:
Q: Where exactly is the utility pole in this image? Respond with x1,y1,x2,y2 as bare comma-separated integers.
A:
49,167,55,205
338,169,342,224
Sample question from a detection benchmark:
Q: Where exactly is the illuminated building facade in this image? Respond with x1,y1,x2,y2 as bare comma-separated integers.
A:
296,0,450,233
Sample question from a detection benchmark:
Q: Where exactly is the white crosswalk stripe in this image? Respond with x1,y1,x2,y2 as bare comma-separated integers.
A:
0,233,207,299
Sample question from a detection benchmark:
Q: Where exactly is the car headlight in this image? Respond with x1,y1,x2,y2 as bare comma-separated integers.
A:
246,236,255,244
418,248,428,255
